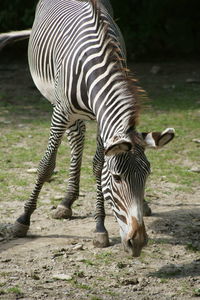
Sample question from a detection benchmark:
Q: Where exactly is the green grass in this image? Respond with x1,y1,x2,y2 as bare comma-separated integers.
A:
137,68,200,193
185,243,199,253
0,61,199,205
0,285,23,296
193,288,200,297
80,259,96,266
90,297,103,300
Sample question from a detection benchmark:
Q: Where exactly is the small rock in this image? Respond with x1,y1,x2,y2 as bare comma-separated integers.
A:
150,65,161,75
27,168,38,174
1,258,11,262
3,120,11,124
192,139,200,144
52,252,64,259
54,195,63,200
189,167,200,173
10,276,19,280
163,84,175,89
73,244,83,251
31,273,40,280
50,205,57,210
52,273,72,281
186,78,200,84
121,277,139,285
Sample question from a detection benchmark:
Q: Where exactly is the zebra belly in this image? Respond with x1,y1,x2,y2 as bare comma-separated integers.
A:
30,68,96,122
30,71,56,105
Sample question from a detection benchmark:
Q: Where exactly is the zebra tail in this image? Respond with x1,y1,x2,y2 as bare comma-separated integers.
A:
0,29,31,50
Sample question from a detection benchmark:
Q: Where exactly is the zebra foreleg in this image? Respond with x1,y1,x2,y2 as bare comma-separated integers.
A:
93,136,109,248
13,106,68,237
52,119,86,219
143,199,152,216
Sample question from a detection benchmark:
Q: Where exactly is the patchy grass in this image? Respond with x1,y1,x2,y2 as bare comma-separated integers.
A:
136,63,200,197
185,243,199,253
0,62,199,208
0,285,23,297
0,59,199,300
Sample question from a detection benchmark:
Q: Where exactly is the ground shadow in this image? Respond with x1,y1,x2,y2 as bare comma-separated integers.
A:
0,222,93,253
149,207,200,248
0,51,52,126
149,260,200,279
147,206,200,278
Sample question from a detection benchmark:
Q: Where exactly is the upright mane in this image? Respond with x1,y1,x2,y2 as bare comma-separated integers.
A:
89,0,145,128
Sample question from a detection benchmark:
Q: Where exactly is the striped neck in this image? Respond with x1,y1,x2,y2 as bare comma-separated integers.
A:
87,66,139,146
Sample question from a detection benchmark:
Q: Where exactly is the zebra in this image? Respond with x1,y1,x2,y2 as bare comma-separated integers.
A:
0,0,175,257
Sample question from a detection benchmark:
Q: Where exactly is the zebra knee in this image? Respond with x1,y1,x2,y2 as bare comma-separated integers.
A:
37,157,56,182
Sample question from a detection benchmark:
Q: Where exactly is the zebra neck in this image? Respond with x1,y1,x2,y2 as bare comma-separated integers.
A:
95,92,136,146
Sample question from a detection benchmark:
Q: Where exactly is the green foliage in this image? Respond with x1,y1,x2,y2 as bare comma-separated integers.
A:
111,0,200,59
0,0,200,58
0,0,37,31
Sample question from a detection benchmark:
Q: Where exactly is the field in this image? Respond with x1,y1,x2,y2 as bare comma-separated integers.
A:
0,57,200,300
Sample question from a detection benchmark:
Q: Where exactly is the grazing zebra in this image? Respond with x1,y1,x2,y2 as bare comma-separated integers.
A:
0,0,175,256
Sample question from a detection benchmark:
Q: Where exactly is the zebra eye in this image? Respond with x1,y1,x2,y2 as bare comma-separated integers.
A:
113,174,122,183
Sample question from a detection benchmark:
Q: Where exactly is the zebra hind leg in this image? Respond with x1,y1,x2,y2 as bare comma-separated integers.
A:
52,120,86,219
93,135,109,248
13,106,69,237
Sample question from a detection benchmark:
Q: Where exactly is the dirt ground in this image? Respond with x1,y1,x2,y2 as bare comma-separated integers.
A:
0,57,200,300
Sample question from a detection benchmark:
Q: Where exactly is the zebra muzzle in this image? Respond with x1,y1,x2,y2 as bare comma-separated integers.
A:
124,217,148,257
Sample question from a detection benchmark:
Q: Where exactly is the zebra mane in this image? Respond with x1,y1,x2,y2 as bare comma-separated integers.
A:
90,0,145,128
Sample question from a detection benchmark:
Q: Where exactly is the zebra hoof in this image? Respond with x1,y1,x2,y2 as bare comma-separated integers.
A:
52,205,72,219
143,200,152,216
93,232,109,248
12,221,29,237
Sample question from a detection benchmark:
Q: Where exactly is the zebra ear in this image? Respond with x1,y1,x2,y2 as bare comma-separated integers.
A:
105,137,132,156
141,128,175,149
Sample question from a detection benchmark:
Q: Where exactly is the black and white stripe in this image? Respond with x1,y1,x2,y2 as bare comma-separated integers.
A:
5,0,151,254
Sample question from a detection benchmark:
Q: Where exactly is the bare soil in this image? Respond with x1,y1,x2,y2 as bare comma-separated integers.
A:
0,57,200,300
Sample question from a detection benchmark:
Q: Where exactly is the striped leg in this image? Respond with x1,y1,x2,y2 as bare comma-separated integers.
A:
13,106,69,237
143,199,152,216
93,134,109,247
52,120,86,219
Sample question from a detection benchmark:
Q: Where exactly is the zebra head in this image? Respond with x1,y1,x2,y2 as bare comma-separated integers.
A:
103,128,175,256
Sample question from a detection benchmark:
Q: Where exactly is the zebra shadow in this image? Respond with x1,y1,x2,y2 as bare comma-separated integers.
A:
0,224,93,254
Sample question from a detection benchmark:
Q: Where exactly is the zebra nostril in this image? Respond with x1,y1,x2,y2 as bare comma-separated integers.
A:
126,238,141,257
127,238,134,248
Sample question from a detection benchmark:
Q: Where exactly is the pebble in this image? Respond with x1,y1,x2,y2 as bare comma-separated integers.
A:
121,277,139,285
163,84,176,89
9,276,19,280
50,205,56,210
189,167,200,173
73,244,83,251
186,78,200,84
54,195,63,200
52,273,72,281
1,258,11,262
27,168,38,174
150,65,161,75
192,139,200,143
